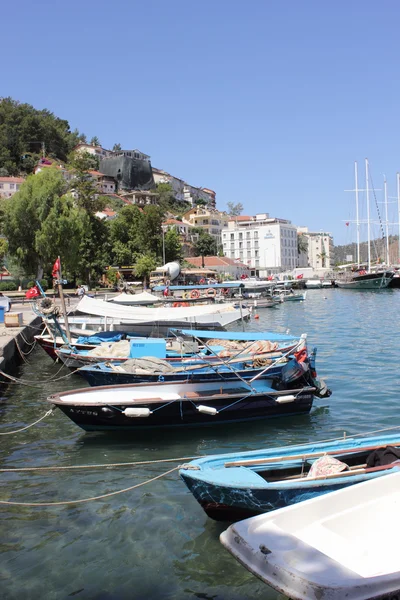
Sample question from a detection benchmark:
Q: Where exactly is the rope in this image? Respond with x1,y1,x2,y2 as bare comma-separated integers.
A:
0,465,180,506
0,455,206,472
0,409,53,435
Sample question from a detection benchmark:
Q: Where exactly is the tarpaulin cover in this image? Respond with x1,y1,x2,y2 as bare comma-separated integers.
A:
76,331,125,345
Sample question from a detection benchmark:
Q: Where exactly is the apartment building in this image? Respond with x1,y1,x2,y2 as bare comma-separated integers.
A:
182,207,229,246
224,213,298,276
297,227,334,270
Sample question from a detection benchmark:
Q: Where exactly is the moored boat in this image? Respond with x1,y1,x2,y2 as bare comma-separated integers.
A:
180,433,400,521
47,378,317,432
220,469,400,600
336,270,394,289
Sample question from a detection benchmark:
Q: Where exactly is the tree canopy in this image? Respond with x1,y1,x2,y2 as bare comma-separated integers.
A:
227,202,243,216
193,231,218,258
0,97,85,175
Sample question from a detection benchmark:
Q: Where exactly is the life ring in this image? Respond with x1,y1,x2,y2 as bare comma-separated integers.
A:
190,289,200,299
199,278,205,284
36,297,59,316
294,348,307,363
222,288,229,296
206,288,216,297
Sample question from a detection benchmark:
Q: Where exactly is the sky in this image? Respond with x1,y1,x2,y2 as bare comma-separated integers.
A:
3,0,400,245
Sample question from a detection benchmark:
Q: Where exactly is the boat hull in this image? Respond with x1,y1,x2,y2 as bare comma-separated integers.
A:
49,386,315,432
180,433,400,521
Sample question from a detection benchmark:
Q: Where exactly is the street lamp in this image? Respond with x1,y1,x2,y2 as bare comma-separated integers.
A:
162,225,168,265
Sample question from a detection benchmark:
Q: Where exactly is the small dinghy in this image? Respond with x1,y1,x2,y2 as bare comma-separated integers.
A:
220,469,400,600
180,434,400,520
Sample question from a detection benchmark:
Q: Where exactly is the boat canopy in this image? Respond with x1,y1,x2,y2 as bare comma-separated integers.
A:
110,291,161,303
173,329,299,342
152,282,243,292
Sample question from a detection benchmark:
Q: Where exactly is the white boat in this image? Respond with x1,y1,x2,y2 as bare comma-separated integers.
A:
305,279,322,289
45,296,250,336
109,291,162,305
221,469,400,600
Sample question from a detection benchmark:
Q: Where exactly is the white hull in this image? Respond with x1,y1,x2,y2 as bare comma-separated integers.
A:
221,470,400,600
305,280,322,289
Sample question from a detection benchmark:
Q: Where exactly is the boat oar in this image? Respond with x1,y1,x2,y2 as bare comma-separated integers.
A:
224,439,400,468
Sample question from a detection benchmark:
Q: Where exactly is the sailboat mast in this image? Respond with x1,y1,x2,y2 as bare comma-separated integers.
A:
397,172,400,264
365,158,371,271
384,178,390,265
355,161,360,267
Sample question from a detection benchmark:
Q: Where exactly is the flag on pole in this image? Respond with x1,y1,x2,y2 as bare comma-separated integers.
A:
52,257,60,279
345,222,350,226
25,285,40,299
296,274,304,279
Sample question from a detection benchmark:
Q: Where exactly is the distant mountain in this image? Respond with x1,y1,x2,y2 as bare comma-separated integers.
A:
334,236,399,265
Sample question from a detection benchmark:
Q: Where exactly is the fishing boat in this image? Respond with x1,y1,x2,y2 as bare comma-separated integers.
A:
305,279,322,289
46,378,317,432
179,433,400,521
274,290,307,302
220,469,400,600
54,331,302,370
76,345,315,387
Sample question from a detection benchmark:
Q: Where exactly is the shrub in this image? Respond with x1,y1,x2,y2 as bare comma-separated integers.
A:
40,279,49,291
0,281,18,291
27,280,35,289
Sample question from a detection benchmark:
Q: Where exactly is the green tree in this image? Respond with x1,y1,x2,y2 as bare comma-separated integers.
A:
0,238,8,263
139,205,164,256
112,143,122,152
90,136,101,147
109,205,143,265
135,253,157,286
164,227,183,263
68,151,104,212
297,233,308,255
0,97,85,175
77,215,111,288
3,169,83,278
193,232,218,264
227,202,243,216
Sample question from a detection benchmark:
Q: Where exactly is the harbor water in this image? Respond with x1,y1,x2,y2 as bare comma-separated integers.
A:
1,289,400,600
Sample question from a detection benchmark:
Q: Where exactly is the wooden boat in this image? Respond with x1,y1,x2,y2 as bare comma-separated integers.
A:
336,270,394,290
220,469,400,600
46,378,317,432
274,290,307,302
76,350,316,387
180,433,400,521
55,329,303,370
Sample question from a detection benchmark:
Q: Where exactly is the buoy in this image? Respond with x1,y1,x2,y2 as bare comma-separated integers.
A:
123,407,152,418
275,395,296,404
196,405,218,415
254,314,260,319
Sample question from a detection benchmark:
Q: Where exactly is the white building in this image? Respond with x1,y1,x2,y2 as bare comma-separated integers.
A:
297,227,334,271
73,143,113,161
224,213,299,276
182,206,229,246
0,177,25,198
152,167,216,207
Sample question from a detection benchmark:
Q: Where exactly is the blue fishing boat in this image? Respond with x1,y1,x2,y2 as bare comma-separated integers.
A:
179,433,400,521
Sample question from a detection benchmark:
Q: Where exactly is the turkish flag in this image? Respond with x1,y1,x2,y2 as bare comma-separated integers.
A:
296,274,304,279
52,257,60,279
25,285,40,299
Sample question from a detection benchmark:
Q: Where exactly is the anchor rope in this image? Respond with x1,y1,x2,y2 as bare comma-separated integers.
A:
0,455,206,472
0,409,53,435
0,465,180,506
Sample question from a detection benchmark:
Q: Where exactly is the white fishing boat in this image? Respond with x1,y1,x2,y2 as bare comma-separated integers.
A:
305,279,322,289
45,295,250,336
221,469,400,600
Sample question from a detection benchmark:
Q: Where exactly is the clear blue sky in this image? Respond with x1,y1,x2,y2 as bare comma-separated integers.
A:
3,0,400,245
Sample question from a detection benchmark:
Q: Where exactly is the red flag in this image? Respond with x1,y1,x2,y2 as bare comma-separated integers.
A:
52,257,60,279
25,285,40,299
296,274,304,279
345,222,350,226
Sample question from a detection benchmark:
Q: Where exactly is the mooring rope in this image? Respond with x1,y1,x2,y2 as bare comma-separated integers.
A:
0,455,206,472
0,465,180,506
0,409,53,435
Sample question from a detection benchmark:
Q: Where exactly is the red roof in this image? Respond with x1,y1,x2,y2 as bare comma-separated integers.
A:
0,177,25,183
88,170,107,177
162,219,188,225
188,256,249,269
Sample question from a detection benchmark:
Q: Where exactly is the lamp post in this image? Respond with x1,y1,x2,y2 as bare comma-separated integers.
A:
162,225,168,265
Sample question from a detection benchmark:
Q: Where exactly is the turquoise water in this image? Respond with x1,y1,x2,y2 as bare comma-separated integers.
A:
1,289,400,600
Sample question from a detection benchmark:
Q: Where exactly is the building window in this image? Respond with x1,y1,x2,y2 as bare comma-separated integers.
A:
255,250,258,258
0,184,3,189
223,233,226,239
254,231,258,238
9,184,15,189
239,242,243,249
255,259,259,267
247,251,251,258
246,231,250,238
230,233,234,240
254,240,259,248
247,241,250,248
239,232,243,240
203,219,208,225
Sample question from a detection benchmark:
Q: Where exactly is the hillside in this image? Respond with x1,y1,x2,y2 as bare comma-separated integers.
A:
334,235,399,265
